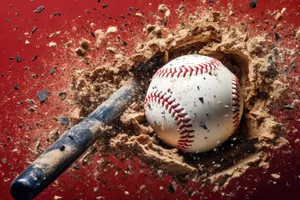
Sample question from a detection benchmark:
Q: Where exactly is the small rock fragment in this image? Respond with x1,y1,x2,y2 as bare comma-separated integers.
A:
80,38,91,50
271,173,280,179
32,26,37,34
59,116,70,126
13,84,19,90
75,47,86,56
34,5,45,13
73,163,81,170
295,29,300,40
16,56,22,62
169,181,177,194
274,32,280,41
37,90,50,103
199,97,204,103
199,121,207,129
274,12,282,21
48,41,57,47
32,55,38,61
106,26,118,34
58,90,67,100
95,29,106,46
158,4,168,13
249,0,257,8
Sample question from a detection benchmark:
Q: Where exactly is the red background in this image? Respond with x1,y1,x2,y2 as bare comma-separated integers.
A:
1,0,299,199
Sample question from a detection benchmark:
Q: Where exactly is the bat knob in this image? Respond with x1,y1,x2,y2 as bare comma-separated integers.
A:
11,178,35,200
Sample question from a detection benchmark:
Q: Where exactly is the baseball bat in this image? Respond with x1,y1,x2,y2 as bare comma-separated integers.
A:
10,53,164,200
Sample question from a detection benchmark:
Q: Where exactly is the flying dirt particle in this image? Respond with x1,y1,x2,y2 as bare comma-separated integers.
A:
13,84,19,90
59,145,65,151
58,90,67,100
48,41,57,47
73,163,81,170
199,97,204,103
80,38,91,50
32,55,38,61
249,0,257,8
199,121,207,129
59,116,70,126
169,181,178,194
106,26,118,34
32,26,37,34
274,32,280,41
33,5,45,13
16,55,22,62
37,90,50,103
271,173,280,179
102,4,108,9
75,47,86,56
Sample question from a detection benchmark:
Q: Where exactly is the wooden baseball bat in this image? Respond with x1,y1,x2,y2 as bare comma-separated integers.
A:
10,53,164,200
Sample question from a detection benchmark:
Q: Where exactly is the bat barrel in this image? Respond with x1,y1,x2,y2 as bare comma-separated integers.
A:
10,80,137,200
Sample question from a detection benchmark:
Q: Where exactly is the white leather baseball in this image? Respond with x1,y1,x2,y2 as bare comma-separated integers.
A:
144,54,243,153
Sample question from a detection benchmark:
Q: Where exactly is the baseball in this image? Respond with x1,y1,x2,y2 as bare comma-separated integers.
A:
144,54,243,153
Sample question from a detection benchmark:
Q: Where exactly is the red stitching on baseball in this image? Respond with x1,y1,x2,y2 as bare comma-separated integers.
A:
153,58,220,78
232,76,241,132
144,91,195,152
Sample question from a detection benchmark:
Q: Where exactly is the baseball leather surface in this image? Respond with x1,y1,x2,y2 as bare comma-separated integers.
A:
144,54,243,153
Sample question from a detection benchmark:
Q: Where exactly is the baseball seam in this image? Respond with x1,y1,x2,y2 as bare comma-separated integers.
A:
232,76,241,132
153,59,220,78
144,91,195,152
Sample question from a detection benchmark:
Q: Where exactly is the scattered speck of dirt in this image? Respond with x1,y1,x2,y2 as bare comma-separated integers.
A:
249,0,257,8
80,38,91,50
53,196,63,200
169,181,177,194
2,158,7,164
274,32,280,41
37,90,50,103
9,56,14,60
106,26,118,34
271,173,281,179
59,116,70,126
16,56,22,62
280,104,295,111
58,90,67,100
32,26,37,34
27,99,35,105
33,5,45,13
59,145,65,151
98,0,101,3
32,55,38,61
13,84,19,90
75,47,86,56
296,29,300,39
48,66,57,75
48,41,57,47
73,163,81,170
102,4,108,9
7,18,10,22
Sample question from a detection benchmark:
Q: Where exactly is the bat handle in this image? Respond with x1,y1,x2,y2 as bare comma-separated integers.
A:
10,80,137,200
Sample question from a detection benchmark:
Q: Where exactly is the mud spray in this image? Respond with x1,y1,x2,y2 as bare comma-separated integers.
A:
66,5,292,190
